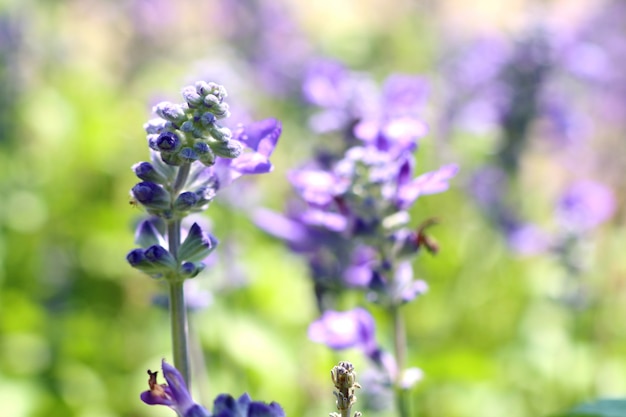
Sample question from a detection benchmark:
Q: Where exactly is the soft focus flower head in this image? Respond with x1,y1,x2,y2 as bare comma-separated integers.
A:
308,307,378,356
556,180,616,232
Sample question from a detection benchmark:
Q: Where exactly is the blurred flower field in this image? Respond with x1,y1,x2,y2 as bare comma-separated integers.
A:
0,0,625,416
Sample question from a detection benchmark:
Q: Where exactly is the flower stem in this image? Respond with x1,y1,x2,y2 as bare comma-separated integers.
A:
168,277,190,386
167,163,192,386
391,305,410,417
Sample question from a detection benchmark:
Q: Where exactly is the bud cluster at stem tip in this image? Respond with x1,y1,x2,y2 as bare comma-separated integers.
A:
330,361,362,417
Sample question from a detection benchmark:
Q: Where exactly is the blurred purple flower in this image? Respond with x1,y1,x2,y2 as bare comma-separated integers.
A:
556,180,616,232
196,118,281,188
308,307,378,356
504,221,552,256
396,163,459,209
287,168,349,206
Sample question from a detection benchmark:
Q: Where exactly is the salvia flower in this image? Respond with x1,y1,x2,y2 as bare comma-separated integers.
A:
555,180,616,232
211,393,285,417
308,307,379,357
141,359,210,417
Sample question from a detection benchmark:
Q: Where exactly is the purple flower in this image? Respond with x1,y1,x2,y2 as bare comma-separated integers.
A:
556,180,616,232
212,393,285,417
308,307,378,356
287,168,348,206
302,59,349,108
504,222,552,256
396,163,459,209
141,360,210,417
210,118,282,187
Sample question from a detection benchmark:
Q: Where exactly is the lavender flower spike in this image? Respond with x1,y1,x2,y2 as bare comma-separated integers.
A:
141,359,210,417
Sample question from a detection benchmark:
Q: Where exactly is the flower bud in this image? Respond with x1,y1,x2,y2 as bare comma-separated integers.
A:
182,85,204,107
192,142,215,166
178,223,218,262
203,94,220,108
209,139,243,159
179,147,199,163
126,248,165,276
207,124,232,142
144,118,166,134
154,102,187,124
144,244,178,270
134,219,164,248
194,185,217,208
174,191,200,212
160,152,183,166
180,120,195,133
132,162,169,184
131,182,171,210
179,261,205,278
155,131,182,152
199,112,215,127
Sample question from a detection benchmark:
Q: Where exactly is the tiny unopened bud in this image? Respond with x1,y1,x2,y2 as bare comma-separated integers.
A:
180,261,205,278
209,139,243,159
154,102,187,124
134,219,163,248
132,162,168,184
144,245,178,270
179,147,199,163
182,85,204,107
155,132,182,152
131,182,171,210
178,223,218,262
207,124,232,142
174,191,200,211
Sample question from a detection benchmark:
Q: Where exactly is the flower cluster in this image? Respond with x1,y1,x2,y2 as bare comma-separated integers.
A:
257,62,457,415
142,360,285,417
127,81,281,279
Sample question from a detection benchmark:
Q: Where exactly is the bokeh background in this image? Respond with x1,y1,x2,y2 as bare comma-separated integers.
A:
0,0,625,416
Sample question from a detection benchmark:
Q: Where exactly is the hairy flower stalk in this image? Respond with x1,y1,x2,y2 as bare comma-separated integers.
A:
128,81,281,396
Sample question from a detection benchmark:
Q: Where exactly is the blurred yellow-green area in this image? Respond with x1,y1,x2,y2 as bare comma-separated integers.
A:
0,0,625,416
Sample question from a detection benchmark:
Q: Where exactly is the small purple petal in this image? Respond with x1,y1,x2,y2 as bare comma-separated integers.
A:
252,209,311,249
556,180,616,231
308,308,377,355
396,163,459,208
161,360,195,414
230,153,273,175
236,118,281,157
505,222,552,256
288,169,346,206
298,209,347,231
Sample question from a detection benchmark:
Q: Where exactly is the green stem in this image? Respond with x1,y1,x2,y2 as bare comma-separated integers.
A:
391,305,409,417
167,163,192,386
168,278,190,386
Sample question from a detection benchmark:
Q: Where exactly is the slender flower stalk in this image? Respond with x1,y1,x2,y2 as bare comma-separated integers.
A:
391,306,408,417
